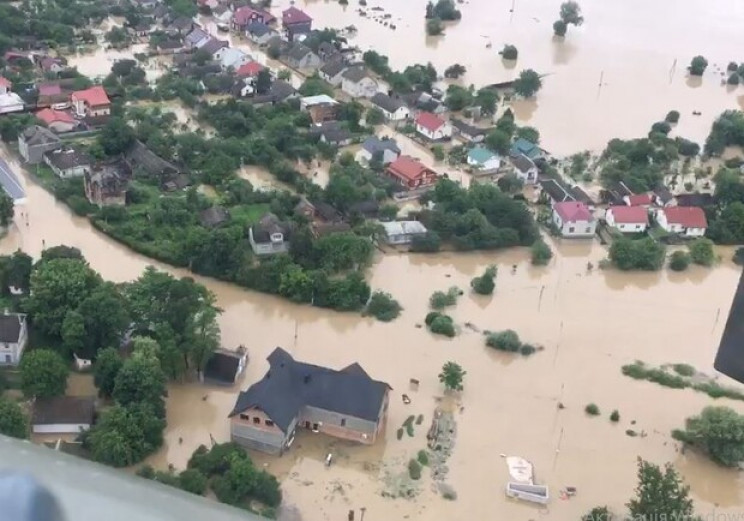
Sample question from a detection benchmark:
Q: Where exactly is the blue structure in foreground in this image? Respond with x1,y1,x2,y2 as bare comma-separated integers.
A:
0,156,26,203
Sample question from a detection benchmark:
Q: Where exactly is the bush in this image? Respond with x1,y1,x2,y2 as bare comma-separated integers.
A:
609,237,665,271
470,266,496,295
417,450,429,465
621,361,690,389
429,286,460,309
432,145,445,161
397,428,404,440
416,414,424,425
673,406,744,467
651,121,671,135
364,291,403,322
728,62,739,72
501,44,518,60
486,330,521,352
688,238,715,266
728,74,741,86
519,344,537,356
179,468,208,495
429,314,456,337
668,251,691,271
531,239,553,265
585,403,600,416
610,410,620,422
734,247,744,266
408,459,422,480
665,110,680,123
410,232,441,253
672,364,696,377
688,55,708,76
553,20,567,36
426,18,443,36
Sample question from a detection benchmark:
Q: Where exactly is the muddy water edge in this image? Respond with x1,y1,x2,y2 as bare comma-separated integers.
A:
2,143,743,519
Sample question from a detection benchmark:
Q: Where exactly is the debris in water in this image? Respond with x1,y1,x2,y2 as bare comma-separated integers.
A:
402,394,411,404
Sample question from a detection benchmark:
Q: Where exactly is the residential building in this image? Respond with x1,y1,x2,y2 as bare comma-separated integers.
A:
676,193,715,208
0,77,24,114
71,86,111,117
316,41,339,62
346,200,379,220
84,161,129,207
43,147,92,178
229,347,390,454
510,137,542,161
215,47,252,70
539,178,575,204
656,206,707,237
18,125,62,164
235,60,265,79
199,206,229,228
624,192,653,207
380,220,428,245
245,22,277,45
199,37,229,57
340,66,378,98
300,94,338,123
167,16,195,36
35,108,77,133
247,80,297,106
601,181,634,205
214,6,234,26
451,119,487,143
284,43,321,70
232,6,275,30
202,346,247,385
294,199,317,220
37,83,70,109
0,313,28,366
605,206,649,233
249,213,291,255
467,147,500,173
511,153,538,184
369,93,410,121
552,201,596,238
415,111,452,141
386,155,438,189
38,56,66,74
282,6,313,41
356,137,401,165
125,140,181,186
155,39,185,54
653,186,676,207
31,396,96,435
184,27,211,49
319,60,346,86
313,121,352,147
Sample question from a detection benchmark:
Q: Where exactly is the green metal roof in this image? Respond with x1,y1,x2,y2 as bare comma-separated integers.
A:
467,146,496,164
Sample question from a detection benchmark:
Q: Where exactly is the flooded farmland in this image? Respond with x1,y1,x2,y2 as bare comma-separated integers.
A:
3,142,744,520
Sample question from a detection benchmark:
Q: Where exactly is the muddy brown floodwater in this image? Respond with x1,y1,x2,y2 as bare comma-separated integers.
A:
274,0,744,155
2,143,744,519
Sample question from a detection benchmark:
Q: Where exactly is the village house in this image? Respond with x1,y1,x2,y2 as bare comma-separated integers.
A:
235,60,265,79
356,137,401,166
467,146,500,174
655,206,707,237
245,21,278,45
403,91,446,114
346,200,380,220
18,126,62,164
127,20,153,39
380,220,428,245
0,77,24,114
319,60,347,87
539,178,575,204
199,206,229,228
200,37,230,58
229,347,390,454
84,161,129,207
184,27,211,49
510,137,542,161
341,66,378,98
653,186,676,207
600,181,634,205
215,47,252,71
213,5,234,27
316,41,340,62
43,147,92,178
36,83,70,109
676,192,715,208
155,38,185,54
369,93,410,121
202,346,247,385
38,56,66,75
35,108,78,133
282,6,313,41
31,396,96,435
247,80,297,106
125,140,184,189
313,121,353,147
284,43,321,70
624,192,654,207
511,153,538,184
300,94,339,123
552,201,596,238
249,213,291,255
294,199,317,220
386,155,438,189
71,86,111,118
232,5,274,30
451,119,487,144
0,313,28,366
167,16,195,36
415,112,452,141
605,205,649,233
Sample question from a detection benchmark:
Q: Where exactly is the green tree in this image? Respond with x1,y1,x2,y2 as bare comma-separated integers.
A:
688,238,715,266
94,347,124,398
559,1,584,25
298,75,333,96
255,68,271,95
672,406,744,467
19,349,69,398
444,84,473,111
609,237,665,271
426,18,443,36
444,63,466,78
366,107,385,125
438,361,466,391
553,20,567,37
627,458,695,521
513,69,542,98
531,239,553,265
432,145,445,161
484,128,511,154
0,397,27,439
113,339,167,417
470,265,496,295
665,110,680,123
0,191,13,227
516,126,540,144
364,291,402,322
497,173,524,194
179,468,208,495
500,44,518,60
668,250,691,271
688,56,708,76
86,403,165,467
98,117,136,156
474,88,498,115
581,506,612,521
6,250,32,292
486,330,521,352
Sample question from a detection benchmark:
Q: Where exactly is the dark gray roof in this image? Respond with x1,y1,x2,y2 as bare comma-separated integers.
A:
539,178,575,203
511,153,535,173
229,347,390,432
450,119,487,138
314,201,341,222
199,206,229,227
361,136,400,155
21,125,61,147
246,21,270,37
32,396,95,425
203,348,245,385
347,200,379,217
252,212,290,242
125,140,180,179
314,121,351,144
370,92,404,113
676,192,714,207
269,80,296,101
320,60,345,78
286,42,313,62
0,157,26,202
157,39,183,50
653,186,674,204
169,16,193,31
184,27,209,46
44,148,92,171
0,314,23,342
341,65,370,83
200,38,228,55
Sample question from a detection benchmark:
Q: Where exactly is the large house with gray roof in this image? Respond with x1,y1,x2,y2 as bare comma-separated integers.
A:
229,347,391,454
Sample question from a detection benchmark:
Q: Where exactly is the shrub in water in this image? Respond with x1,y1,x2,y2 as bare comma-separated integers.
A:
417,450,429,465
396,428,404,440
364,291,403,322
519,344,537,356
486,330,521,352
610,410,620,422
408,459,422,480
669,251,691,271
672,364,695,377
429,315,456,337
585,403,600,416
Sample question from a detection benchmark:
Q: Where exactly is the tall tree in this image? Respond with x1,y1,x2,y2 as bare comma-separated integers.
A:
19,349,69,398
627,459,695,521
75,282,131,359
513,69,542,98
438,361,466,391
672,406,744,467
0,397,27,439
113,338,167,417
0,191,13,227
5,250,32,293
93,347,124,398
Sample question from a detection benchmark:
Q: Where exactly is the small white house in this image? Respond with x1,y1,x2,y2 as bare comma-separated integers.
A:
510,153,538,184
341,66,378,98
43,148,92,178
552,201,596,238
370,93,410,121
0,313,28,366
32,396,96,434
656,206,707,237
356,137,401,166
467,147,500,173
381,220,428,245
319,60,346,87
215,47,252,71
415,112,452,141
605,205,649,233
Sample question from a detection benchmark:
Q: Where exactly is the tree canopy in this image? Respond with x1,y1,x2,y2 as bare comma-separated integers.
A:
19,349,69,398
0,398,27,439
672,406,744,467
627,459,695,521
608,237,665,271
439,361,466,391
513,69,542,98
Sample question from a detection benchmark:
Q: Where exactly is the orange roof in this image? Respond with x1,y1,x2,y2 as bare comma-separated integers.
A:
387,156,435,182
36,108,76,125
71,85,110,107
607,205,648,224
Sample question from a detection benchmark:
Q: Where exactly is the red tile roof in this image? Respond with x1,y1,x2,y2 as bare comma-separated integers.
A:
71,86,110,107
36,108,76,125
387,156,434,183
234,6,275,25
282,6,312,25
0,77,11,88
627,193,653,206
662,206,707,228
607,205,648,224
236,61,265,77
38,83,62,96
415,111,445,133
554,201,593,222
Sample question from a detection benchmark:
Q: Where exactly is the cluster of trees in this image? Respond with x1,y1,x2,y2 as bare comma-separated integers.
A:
705,167,744,244
424,0,461,34
438,361,465,391
444,84,499,115
553,1,583,37
362,50,438,94
471,266,497,295
608,237,665,271
485,330,536,356
415,179,538,252
704,110,744,156
725,61,744,85
513,69,543,98
672,406,744,467
688,55,708,76
599,136,680,192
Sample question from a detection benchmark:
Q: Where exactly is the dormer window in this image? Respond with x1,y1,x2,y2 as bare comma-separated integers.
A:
270,232,284,243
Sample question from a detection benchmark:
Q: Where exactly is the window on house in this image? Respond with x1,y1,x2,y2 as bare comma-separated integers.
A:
240,414,250,421
568,227,575,233
340,419,346,427
265,419,274,427
585,227,591,233
253,417,260,424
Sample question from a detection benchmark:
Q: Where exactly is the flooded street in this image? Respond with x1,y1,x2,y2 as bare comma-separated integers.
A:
275,0,744,155
2,138,744,519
